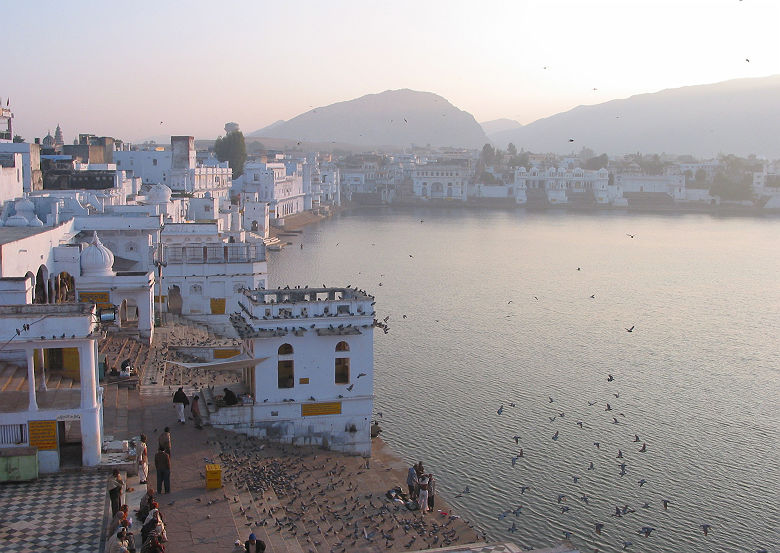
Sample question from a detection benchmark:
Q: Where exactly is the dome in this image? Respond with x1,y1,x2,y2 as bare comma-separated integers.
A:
42,132,55,148
14,198,35,214
147,183,172,204
80,232,115,276
5,214,30,227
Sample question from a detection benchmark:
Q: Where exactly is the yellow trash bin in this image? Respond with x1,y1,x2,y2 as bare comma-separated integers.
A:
205,463,222,489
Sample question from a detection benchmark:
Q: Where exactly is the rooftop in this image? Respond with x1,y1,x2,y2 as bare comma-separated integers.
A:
0,226,54,247
0,303,95,317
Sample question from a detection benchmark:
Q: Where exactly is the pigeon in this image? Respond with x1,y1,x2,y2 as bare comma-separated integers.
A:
519,486,530,495
497,404,504,415
552,431,559,441
625,325,635,332
701,524,712,536
638,479,647,487
639,443,647,452
595,523,604,535
594,442,600,449
662,500,671,510
639,526,655,538
357,373,367,378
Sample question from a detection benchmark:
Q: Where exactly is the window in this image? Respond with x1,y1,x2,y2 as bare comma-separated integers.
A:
335,357,350,384
278,343,293,355
336,341,349,352
153,159,158,166
278,360,294,388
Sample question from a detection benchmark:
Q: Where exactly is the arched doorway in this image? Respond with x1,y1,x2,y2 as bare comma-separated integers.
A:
35,265,49,304
167,285,182,315
55,272,75,303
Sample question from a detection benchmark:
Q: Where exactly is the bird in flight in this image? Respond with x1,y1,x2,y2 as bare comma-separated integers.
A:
590,294,595,299
745,58,750,63
607,374,614,382
638,479,647,487
639,443,647,452
626,233,636,238
701,524,712,536
625,325,635,332
569,138,575,143
357,373,367,378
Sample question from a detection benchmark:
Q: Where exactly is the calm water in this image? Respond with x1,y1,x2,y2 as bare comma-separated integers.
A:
268,207,779,553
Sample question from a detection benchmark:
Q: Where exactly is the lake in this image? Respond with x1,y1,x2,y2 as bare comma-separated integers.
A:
268,207,779,553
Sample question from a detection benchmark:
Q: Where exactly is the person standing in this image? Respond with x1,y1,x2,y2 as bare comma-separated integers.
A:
108,468,124,516
427,473,436,511
407,464,418,498
245,533,265,553
137,434,149,484
417,473,429,514
191,395,203,430
154,445,171,494
173,387,189,423
158,427,171,456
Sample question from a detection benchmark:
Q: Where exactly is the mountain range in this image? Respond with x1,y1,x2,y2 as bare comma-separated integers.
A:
250,76,780,157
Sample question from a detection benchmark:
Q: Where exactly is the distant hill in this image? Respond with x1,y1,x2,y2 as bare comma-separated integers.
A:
489,75,780,158
249,89,487,149
480,118,522,136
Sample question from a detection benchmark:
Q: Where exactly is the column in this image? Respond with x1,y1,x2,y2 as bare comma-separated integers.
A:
79,341,97,409
37,348,47,392
26,348,38,411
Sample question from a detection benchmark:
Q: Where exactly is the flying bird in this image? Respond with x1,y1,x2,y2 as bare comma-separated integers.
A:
357,373,367,378
701,524,712,536
639,443,647,452
607,374,614,382
625,325,635,332
626,233,636,238
638,479,647,487
568,138,575,142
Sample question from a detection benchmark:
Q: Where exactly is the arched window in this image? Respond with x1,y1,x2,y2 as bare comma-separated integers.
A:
278,343,293,355
335,341,349,352
278,343,294,388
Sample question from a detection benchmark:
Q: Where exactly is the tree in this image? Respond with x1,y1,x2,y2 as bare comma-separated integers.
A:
12,135,24,143
481,143,496,165
507,143,517,156
214,131,247,179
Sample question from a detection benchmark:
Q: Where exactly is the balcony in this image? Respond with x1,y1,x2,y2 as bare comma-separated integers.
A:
163,244,265,264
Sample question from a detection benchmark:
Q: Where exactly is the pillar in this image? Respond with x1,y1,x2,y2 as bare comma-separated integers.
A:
79,341,97,409
80,405,102,466
26,348,38,411
37,348,47,392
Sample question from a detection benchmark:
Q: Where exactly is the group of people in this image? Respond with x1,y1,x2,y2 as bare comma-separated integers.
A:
104,485,167,553
134,430,173,494
230,533,266,553
407,461,436,514
172,387,203,428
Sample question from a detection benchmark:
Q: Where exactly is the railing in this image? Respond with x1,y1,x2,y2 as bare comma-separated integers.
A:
163,244,265,264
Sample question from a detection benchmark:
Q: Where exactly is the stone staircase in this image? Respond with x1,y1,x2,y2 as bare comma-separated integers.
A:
0,362,77,392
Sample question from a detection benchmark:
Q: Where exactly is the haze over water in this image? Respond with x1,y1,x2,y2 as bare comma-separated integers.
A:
269,208,779,553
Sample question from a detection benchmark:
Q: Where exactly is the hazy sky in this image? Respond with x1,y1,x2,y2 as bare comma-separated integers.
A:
4,0,779,142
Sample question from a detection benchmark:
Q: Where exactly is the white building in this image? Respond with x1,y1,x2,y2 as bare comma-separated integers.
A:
515,167,610,204
0,303,104,472
236,159,306,222
614,173,686,201
114,148,172,185
0,152,24,205
412,162,470,201
0,141,43,192
208,286,375,456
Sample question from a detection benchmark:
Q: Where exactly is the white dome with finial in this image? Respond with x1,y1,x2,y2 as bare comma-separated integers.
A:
80,232,115,276
146,183,172,205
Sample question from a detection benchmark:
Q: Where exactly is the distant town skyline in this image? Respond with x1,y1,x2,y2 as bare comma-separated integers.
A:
5,0,779,143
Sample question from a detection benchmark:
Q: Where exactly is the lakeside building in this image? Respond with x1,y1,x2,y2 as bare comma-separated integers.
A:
753,162,780,209
515,166,610,205
207,286,376,456
411,160,471,201
234,156,308,223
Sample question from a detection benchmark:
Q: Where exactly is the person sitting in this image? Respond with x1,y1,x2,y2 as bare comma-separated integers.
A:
106,528,131,553
109,504,130,536
223,388,238,406
141,534,165,553
137,486,155,522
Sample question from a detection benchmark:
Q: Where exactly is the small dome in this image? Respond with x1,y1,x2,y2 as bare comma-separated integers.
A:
80,232,115,276
147,183,172,204
14,198,35,214
5,214,30,227
42,132,55,147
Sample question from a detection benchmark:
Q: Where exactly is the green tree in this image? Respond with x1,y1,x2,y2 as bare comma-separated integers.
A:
214,131,247,179
690,168,708,188
507,143,517,156
12,135,24,143
481,143,496,165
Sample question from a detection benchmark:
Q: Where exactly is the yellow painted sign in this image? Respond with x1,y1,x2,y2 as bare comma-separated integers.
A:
299,377,310,384
28,420,58,450
214,349,241,359
79,291,113,309
301,402,342,417
210,297,226,314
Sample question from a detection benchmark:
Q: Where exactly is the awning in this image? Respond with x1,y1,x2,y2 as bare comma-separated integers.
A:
165,353,268,372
